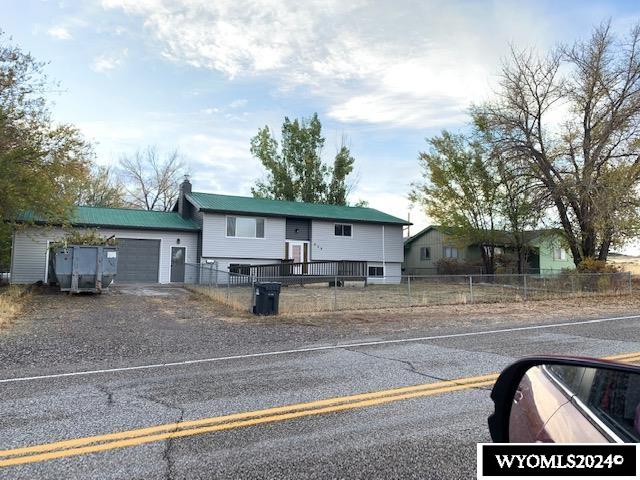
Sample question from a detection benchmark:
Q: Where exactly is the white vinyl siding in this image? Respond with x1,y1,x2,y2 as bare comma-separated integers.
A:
311,221,403,262
201,213,285,259
11,227,198,284
366,261,401,284
201,257,280,273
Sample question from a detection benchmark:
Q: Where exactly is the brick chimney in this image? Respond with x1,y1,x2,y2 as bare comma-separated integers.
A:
178,175,192,218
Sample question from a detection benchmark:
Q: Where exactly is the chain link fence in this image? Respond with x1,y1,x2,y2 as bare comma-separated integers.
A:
183,263,633,315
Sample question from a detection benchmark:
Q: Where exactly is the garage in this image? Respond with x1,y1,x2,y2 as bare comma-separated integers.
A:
115,238,161,283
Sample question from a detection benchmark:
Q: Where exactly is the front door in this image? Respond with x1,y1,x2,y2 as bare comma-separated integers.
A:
287,241,308,274
170,246,186,282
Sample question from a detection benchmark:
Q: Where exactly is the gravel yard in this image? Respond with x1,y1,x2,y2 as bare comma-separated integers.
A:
2,283,640,382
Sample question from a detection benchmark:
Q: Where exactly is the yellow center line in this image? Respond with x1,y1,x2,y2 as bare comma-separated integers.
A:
605,351,640,361
1,350,639,467
0,379,496,467
0,373,499,458
620,357,640,365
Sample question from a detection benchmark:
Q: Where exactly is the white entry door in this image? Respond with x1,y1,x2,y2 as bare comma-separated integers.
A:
287,241,308,274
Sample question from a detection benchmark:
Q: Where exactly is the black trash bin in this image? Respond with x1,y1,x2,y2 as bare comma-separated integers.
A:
253,282,281,315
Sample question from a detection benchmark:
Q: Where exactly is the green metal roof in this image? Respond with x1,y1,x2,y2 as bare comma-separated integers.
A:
18,206,200,231
187,192,410,225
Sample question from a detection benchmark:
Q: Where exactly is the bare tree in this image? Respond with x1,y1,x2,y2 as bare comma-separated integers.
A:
473,21,640,265
119,146,185,211
75,165,126,208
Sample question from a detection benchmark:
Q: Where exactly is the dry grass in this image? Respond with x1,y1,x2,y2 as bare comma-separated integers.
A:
278,294,640,329
187,276,632,316
0,285,30,329
186,285,252,313
609,255,640,275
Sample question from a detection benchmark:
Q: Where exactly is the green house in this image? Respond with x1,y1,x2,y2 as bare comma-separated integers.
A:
403,226,575,275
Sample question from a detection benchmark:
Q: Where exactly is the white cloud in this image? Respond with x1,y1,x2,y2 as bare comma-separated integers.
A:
102,0,561,128
91,49,128,73
47,26,72,40
229,99,248,109
78,119,145,143
176,132,259,194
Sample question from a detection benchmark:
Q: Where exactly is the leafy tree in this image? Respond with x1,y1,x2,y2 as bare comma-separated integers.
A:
326,145,355,205
75,165,126,208
410,132,502,274
494,154,547,273
119,146,185,211
473,22,640,265
0,31,93,267
250,113,356,204
410,132,546,274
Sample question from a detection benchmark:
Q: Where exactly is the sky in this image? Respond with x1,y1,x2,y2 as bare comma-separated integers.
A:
3,0,640,239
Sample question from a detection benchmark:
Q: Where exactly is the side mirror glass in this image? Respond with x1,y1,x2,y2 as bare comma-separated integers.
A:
508,363,640,443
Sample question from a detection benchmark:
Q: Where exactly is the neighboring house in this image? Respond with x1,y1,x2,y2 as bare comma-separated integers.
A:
403,225,574,275
10,179,409,284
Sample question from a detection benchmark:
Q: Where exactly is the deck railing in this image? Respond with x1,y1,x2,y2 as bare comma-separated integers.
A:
245,260,366,279
225,260,367,285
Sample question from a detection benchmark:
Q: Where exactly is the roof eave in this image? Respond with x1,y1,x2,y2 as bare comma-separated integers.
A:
12,219,200,232
184,193,203,211
197,207,409,225
404,225,437,245
73,223,201,232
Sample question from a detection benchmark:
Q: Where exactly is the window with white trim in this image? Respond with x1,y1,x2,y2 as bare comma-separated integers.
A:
553,247,567,260
334,224,352,237
226,216,265,238
368,266,384,277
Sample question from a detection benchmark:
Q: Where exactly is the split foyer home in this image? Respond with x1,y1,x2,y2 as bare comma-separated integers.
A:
403,225,574,275
9,179,409,285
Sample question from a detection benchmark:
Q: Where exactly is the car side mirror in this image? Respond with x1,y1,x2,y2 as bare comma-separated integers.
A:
488,356,640,443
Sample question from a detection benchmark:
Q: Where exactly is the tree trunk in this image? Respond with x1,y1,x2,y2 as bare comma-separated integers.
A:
597,230,613,261
480,245,495,275
516,245,525,274
580,224,598,260
552,196,583,266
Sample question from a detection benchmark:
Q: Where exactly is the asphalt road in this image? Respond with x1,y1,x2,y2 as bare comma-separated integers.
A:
0,287,639,479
